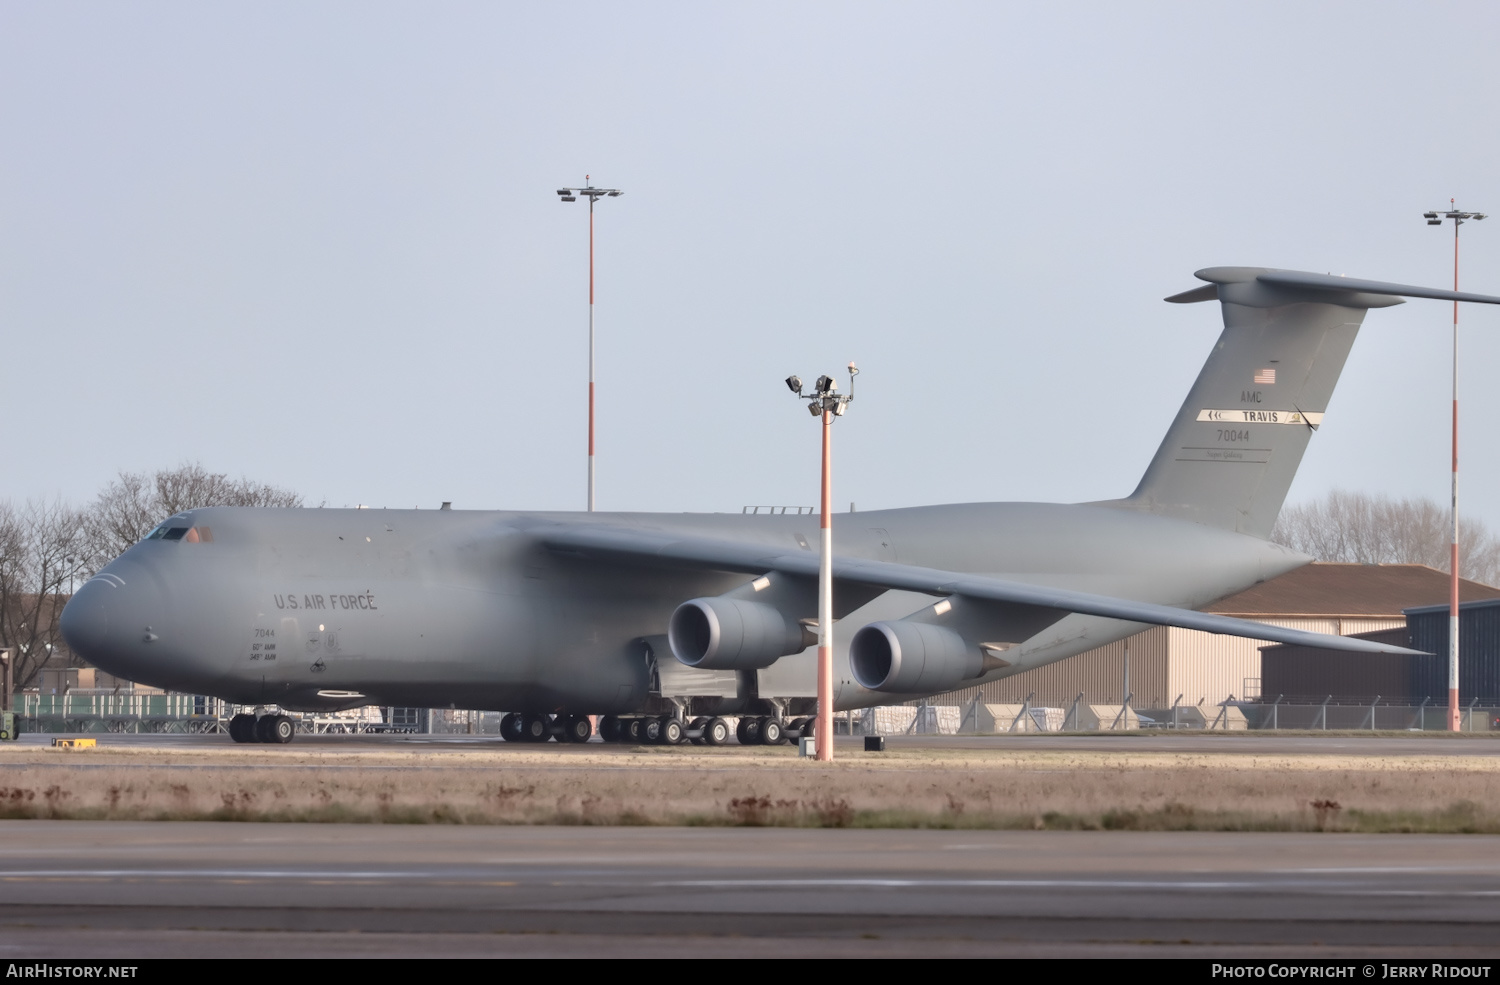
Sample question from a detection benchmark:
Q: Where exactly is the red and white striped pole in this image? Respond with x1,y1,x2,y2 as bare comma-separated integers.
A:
1426,200,1486,730
1449,201,1461,731
556,178,622,512
816,405,834,761
588,176,596,513
787,366,856,761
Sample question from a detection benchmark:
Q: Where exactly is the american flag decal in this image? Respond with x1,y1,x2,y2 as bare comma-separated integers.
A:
1254,368,1276,385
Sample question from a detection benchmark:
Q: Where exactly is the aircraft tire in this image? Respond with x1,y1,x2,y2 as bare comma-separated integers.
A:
801,716,816,740
623,718,644,743
268,714,296,744
500,713,523,742
704,717,730,746
761,718,784,745
661,717,684,745
735,716,761,745
599,715,621,742
788,717,810,738
563,715,593,743
643,717,664,744
228,714,256,743
522,714,551,742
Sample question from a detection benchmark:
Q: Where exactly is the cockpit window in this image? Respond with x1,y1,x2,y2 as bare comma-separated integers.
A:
144,522,213,543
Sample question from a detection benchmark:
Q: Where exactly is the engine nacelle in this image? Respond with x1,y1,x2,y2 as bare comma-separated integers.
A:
849,620,981,693
668,596,809,670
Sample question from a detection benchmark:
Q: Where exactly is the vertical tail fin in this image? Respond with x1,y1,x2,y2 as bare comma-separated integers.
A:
1105,267,1500,539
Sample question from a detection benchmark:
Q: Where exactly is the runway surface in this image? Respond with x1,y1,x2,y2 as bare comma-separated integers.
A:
3,822,1500,958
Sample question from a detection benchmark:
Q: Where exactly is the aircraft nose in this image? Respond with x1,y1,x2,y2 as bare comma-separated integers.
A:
60,576,116,659
60,568,164,683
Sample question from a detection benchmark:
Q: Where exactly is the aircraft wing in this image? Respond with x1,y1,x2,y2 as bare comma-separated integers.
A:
538,524,1428,656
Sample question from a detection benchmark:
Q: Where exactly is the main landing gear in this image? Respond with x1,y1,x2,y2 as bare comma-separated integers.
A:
228,712,296,744
496,712,811,747
499,713,594,744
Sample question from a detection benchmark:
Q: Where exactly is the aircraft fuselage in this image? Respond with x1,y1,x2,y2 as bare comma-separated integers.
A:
61,502,1305,714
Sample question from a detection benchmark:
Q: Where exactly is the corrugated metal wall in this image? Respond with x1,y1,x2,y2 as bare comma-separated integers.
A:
937,627,1169,707
1408,600,1500,703
1260,628,1415,702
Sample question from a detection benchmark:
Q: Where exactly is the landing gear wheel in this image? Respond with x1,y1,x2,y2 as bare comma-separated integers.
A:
624,718,644,743
255,714,294,744
704,717,730,746
500,712,524,742
736,716,761,745
788,717,810,738
661,718,684,745
228,714,256,743
643,717,663,744
269,714,296,744
801,716,816,741
687,717,707,746
563,715,593,743
599,715,622,742
522,714,551,742
761,718,785,745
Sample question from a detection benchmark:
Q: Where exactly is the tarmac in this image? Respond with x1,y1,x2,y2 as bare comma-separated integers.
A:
2,731,1500,957
3,821,1500,958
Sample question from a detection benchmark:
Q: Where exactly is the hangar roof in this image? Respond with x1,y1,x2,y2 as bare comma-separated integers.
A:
1206,563,1500,618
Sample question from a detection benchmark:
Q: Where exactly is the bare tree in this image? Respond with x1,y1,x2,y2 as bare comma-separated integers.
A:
0,499,87,689
81,462,302,572
1272,489,1500,587
0,464,301,691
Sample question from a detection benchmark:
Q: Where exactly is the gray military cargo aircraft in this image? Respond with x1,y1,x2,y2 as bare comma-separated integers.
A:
61,267,1500,744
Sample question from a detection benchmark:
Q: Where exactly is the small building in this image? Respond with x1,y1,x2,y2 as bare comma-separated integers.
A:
940,564,1500,713
1406,598,1500,706
1259,627,1416,703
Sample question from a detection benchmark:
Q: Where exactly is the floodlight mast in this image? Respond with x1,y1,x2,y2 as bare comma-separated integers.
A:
1425,200,1486,731
786,364,858,761
557,177,624,511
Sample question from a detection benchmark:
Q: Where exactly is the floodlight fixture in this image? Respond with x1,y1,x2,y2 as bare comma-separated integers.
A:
785,375,803,394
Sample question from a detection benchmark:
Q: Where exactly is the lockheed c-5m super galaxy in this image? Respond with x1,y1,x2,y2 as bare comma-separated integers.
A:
60,267,1500,744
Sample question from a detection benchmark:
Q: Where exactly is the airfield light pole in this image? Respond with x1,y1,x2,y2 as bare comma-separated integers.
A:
785,365,858,761
557,178,623,511
1423,201,1486,731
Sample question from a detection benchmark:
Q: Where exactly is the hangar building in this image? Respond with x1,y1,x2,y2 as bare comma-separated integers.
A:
941,563,1500,715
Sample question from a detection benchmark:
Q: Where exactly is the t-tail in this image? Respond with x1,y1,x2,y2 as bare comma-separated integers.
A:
1104,267,1500,539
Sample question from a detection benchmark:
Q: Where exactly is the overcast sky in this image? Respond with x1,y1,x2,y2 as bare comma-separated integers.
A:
4,1,1500,533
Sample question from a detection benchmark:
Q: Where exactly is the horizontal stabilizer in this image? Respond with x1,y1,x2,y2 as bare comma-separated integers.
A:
537,524,1429,657
1165,266,1500,309
1258,270,1500,306
1164,284,1219,304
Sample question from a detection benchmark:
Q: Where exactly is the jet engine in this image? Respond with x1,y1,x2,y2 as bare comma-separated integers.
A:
668,596,811,670
849,619,981,693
